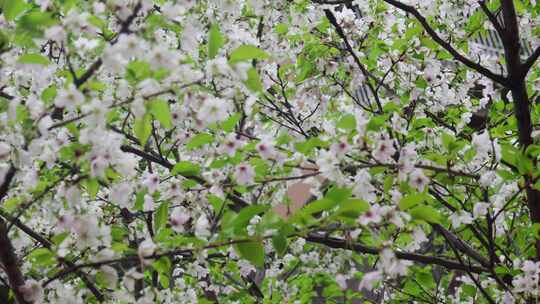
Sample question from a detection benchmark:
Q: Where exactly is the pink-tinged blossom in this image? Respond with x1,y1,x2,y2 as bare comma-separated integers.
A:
56,213,74,232
330,137,349,158
72,216,101,249
19,279,43,303
353,170,377,203
358,271,382,291
110,182,132,208
406,227,428,251
473,202,490,218
398,143,417,180
143,194,154,212
123,269,144,292
54,84,85,111
358,204,385,226
256,140,277,160
170,208,190,233
138,238,157,261
197,97,230,125
195,215,211,239
355,111,369,136
219,134,243,156
234,163,255,185
335,274,348,290
408,169,429,192
379,248,412,277
450,210,474,228
142,172,160,193
372,138,396,163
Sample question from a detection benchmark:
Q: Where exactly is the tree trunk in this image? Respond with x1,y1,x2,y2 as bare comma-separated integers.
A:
0,219,29,304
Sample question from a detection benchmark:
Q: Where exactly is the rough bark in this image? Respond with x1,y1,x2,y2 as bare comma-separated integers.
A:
500,0,540,260
0,218,28,304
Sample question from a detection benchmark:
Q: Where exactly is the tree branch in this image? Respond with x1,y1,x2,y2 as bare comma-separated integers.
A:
382,0,508,86
305,233,489,274
0,211,105,302
521,45,540,78
120,145,249,211
0,219,28,304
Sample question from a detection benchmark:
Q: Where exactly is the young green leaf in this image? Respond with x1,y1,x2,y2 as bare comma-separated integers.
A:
149,99,172,129
186,133,214,150
154,202,170,232
208,23,224,59
2,0,30,21
234,241,265,267
18,53,51,65
244,67,263,92
171,161,200,176
410,205,442,224
229,45,269,64
133,114,152,146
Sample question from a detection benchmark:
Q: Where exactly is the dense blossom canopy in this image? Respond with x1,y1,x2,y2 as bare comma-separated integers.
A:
0,0,540,303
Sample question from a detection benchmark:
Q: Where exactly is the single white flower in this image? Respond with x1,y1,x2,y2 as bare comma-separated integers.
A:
450,211,474,228
358,271,382,291
409,169,429,192
54,84,85,111
170,208,190,233
473,202,490,218
197,97,230,125
138,238,157,260
195,215,211,239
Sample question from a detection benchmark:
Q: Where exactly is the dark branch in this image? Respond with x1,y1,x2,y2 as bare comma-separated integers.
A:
382,0,508,86
305,233,489,274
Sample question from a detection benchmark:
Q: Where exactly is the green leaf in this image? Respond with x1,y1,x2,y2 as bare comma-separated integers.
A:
235,241,265,267
134,190,147,211
229,45,269,64
208,23,224,59
18,11,57,31
410,205,442,224
336,114,356,130
41,85,57,104
3,197,22,212
221,113,241,133
294,137,325,155
272,233,288,257
399,193,427,210
300,198,337,217
134,114,152,146
532,223,540,240
154,202,169,232
3,0,30,21
28,248,55,266
18,53,50,65
274,23,288,35
367,116,385,131
149,99,172,129
229,204,270,234
186,133,214,150
245,67,263,92
325,186,352,203
152,257,171,288
171,161,200,176
85,178,99,199
336,199,370,218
